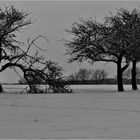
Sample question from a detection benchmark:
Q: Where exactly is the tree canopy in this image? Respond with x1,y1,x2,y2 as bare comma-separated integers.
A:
65,8,140,91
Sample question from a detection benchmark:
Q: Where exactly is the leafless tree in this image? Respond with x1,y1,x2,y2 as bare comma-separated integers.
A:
0,5,31,92
0,6,72,93
0,35,72,93
92,69,108,80
110,8,140,90
65,16,130,91
68,68,93,81
75,68,91,81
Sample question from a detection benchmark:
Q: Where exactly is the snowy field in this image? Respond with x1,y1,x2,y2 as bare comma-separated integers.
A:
1,85,140,138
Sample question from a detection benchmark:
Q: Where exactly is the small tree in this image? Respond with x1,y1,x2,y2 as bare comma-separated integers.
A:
75,68,90,81
68,68,93,81
92,69,108,80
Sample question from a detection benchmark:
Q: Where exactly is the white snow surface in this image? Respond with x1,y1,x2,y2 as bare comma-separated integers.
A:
0,85,140,139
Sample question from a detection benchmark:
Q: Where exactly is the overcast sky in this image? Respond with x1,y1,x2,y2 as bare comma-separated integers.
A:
0,1,140,83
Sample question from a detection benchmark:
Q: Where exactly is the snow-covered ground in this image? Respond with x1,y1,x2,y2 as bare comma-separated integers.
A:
0,85,140,138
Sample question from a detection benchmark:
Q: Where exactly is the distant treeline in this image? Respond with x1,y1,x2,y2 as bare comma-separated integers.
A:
64,78,140,85
16,68,140,85
16,78,140,85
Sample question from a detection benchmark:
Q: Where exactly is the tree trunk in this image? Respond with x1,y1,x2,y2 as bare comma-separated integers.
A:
0,41,3,93
0,83,3,92
131,60,138,90
117,62,124,92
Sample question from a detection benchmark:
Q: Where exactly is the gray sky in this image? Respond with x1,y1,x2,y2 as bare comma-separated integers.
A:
0,1,140,83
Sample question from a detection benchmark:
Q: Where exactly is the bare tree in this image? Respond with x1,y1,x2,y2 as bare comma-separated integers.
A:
0,6,72,93
0,5,32,92
114,8,140,90
0,35,72,93
68,68,93,81
92,69,108,80
65,16,130,91
75,68,91,81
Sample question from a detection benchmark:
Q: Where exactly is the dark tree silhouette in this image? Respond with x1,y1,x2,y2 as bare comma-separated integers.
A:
0,5,32,92
114,8,140,90
0,6,72,93
0,35,72,93
65,17,130,91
